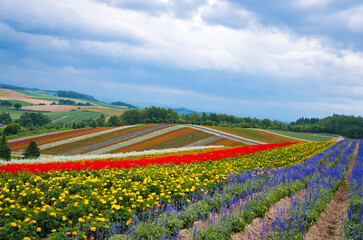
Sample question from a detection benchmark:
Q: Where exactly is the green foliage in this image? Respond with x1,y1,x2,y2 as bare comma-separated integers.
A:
16,112,51,127
3,122,21,135
0,112,12,124
13,103,22,110
107,115,121,126
0,100,13,107
0,135,11,161
23,141,40,159
291,114,363,138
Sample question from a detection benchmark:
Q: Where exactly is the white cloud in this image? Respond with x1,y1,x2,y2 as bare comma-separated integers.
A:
294,0,331,8
1,0,363,120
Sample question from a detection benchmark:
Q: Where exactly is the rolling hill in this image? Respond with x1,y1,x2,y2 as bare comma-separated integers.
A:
7,124,316,156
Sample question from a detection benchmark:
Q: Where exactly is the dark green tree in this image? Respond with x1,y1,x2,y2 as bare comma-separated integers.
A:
16,112,51,127
0,135,11,161
23,141,40,159
96,114,105,127
13,103,22,110
3,122,21,135
107,115,120,126
0,112,12,124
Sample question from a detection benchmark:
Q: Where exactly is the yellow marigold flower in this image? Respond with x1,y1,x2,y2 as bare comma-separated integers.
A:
51,229,56,233
50,212,57,217
24,218,30,223
36,227,41,232
90,227,96,232
126,218,132,226
11,222,17,227
72,231,77,235
62,216,67,221
78,218,85,222
23,237,31,240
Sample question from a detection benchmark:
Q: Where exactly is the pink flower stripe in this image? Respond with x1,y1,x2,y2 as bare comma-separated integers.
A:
0,142,296,174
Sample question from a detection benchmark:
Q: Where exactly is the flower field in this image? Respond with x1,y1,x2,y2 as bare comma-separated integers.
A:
206,126,306,144
0,140,340,239
8,125,243,156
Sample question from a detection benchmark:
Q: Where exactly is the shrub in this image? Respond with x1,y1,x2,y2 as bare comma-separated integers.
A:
23,141,40,159
3,122,21,135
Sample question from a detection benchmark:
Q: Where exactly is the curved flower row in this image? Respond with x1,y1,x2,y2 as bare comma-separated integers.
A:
0,146,225,165
8,127,108,151
85,125,186,155
39,126,135,150
0,142,295,174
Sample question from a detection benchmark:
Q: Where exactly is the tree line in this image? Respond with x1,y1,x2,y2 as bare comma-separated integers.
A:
1,107,363,139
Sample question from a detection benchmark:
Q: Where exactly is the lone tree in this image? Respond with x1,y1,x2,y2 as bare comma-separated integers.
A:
14,103,22,110
23,141,40,159
0,135,11,161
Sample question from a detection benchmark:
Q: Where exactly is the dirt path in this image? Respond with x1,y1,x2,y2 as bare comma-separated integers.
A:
304,143,358,240
231,189,306,240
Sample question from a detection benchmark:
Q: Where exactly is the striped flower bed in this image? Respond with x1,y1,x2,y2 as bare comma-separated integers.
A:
154,130,211,149
42,125,150,154
0,142,295,174
38,125,136,150
84,125,185,155
110,127,216,153
0,146,225,165
208,126,304,143
207,138,242,147
8,127,110,151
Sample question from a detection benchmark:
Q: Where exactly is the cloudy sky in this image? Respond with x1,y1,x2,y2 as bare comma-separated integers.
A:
1,0,363,121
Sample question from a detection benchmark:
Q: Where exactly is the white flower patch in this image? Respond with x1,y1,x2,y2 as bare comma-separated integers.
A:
191,125,266,144
0,145,224,165
39,125,137,150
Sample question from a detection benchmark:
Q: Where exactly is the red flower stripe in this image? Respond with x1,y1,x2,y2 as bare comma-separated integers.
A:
0,142,296,174
8,127,110,151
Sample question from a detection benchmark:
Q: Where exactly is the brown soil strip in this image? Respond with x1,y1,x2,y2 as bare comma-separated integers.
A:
304,143,358,240
176,187,306,240
231,189,306,240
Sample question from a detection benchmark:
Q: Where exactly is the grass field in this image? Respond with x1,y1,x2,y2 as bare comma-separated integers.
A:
0,108,32,119
10,89,45,97
264,129,335,141
5,99,34,107
46,111,104,123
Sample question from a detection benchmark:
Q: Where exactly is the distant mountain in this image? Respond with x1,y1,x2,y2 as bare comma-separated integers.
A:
173,107,209,116
0,84,24,89
111,101,136,109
